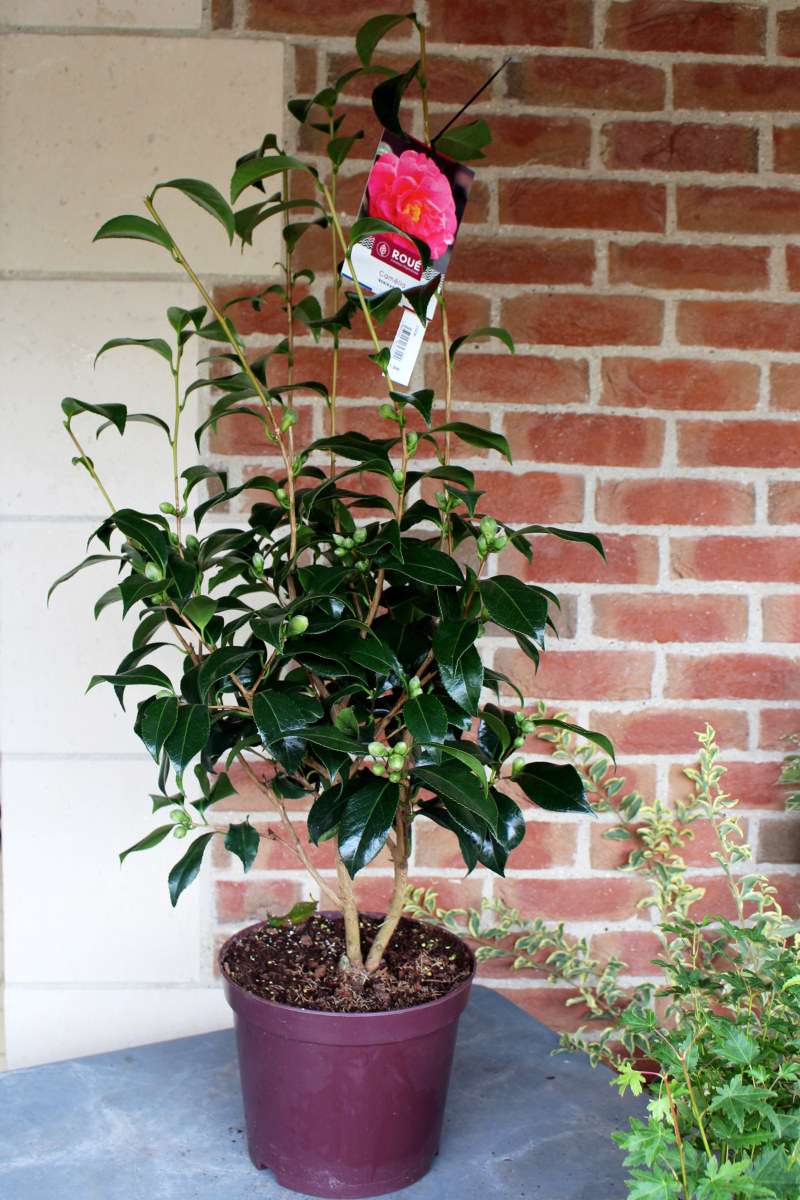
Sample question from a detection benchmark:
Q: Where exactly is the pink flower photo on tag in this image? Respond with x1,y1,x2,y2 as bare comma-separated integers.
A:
368,149,458,261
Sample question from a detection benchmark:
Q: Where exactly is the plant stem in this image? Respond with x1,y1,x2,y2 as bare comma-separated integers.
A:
65,425,115,511
334,842,364,971
418,22,431,145
663,1075,691,1200
365,794,410,972
171,347,184,554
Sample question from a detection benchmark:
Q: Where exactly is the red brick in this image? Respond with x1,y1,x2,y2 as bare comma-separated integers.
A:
503,294,664,348
426,354,589,405
498,877,652,922
495,648,654,701
592,594,749,643
667,653,800,700
414,816,577,870
674,63,800,112
212,282,311,337
504,412,665,467
462,180,490,225
672,536,800,583
763,595,800,641
770,363,800,412
677,185,800,235
596,478,754,526
670,760,785,811
353,876,484,914
492,986,593,1034
760,708,800,750
212,0,233,28
605,2,766,54
503,533,659,585
678,418,800,468
500,179,666,233
590,822,640,871
298,103,412,160
483,114,591,168
212,822,354,872
768,483,800,524
758,818,800,863
787,245,800,291
601,357,759,412
327,52,492,106
295,44,318,95
608,241,768,292
601,120,758,173
447,471,585,525
590,931,663,976
778,8,800,57
687,873,800,921
208,762,281,812
590,709,749,755
208,405,314,456
677,301,800,353
446,235,595,286
773,126,800,173
507,54,664,110
427,0,593,47
215,879,303,924
246,1,411,35
590,822,744,873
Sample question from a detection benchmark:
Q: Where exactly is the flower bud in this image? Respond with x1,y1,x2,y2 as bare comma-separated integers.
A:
389,771,402,783
476,535,488,558
173,826,188,838
280,408,298,434
252,552,265,575
355,559,369,572
287,614,309,635
387,755,405,773
493,535,508,553
515,710,526,726
392,469,404,485
379,403,396,422
185,535,199,552
372,762,386,776
334,546,346,557
145,562,163,581
393,742,409,758
276,487,289,508
513,736,525,748
343,537,354,550
408,676,422,695
406,431,418,454
170,809,185,822
369,742,388,758
521,718,535,735
435,491,448,511
479,515,498,541
511,757,525,776
353,528,367,545
160,502,176,515
168,531,180,546
332,534,345,547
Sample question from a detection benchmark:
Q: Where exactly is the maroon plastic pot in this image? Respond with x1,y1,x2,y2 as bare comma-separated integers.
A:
219,914,475,1199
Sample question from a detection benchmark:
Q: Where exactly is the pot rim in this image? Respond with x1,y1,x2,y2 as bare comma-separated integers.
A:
218,910,476,1020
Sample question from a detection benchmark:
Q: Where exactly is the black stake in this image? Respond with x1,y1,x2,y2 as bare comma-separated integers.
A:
430,57,512,147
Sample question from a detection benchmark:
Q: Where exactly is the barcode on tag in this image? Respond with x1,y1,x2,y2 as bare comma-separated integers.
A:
388,309,426,387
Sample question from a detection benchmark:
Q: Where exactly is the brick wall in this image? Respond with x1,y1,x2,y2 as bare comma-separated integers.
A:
205,0,800,1026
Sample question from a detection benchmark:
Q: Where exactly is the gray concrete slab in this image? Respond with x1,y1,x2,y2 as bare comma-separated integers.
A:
0,984,646,1199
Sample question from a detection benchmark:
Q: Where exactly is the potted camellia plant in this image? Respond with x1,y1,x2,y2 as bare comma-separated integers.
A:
50,13,613,1198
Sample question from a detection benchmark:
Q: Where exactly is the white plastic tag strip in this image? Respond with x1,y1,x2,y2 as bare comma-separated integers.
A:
388,309,427,388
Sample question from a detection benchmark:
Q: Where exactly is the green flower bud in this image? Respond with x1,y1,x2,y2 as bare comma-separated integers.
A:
392,469,404,485
168,531,180,546
387,755,404,773
435,491,448,511
480,515,498,540
477,623,485,637
334,546,347,557
493,535,508,553
160,502,176,515
476,535,488,558
513,735,525,748
369,742,388,758
292,450,308,477
514,709,525,725
406,431,418,454
252,552,265,575
280,408,298,434
394,742,409,757
169,809,185,822
276,487,289,508
173,826,188,838
511,756,525,776
144,562,162,582
408,676,422,695
355,560,369,572
287,614,309,635
521,718,535,735
332,534,345,547
353,528,367,545
185,535,199,552
372,762,386,776
389,771,402,783
156,689,172,699
379,403,396,422
343,537,354,550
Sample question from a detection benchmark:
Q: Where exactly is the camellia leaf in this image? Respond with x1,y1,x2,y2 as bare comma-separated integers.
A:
426,422,512,463
47,554,121,604
491,788,526,851
112,510,170,570
224,819,260,873
355,11,415,66
252,691,307,742
384,544,464,587
153,178,235,244
118,575,165,617
432,619,479,670
412,761,498,831
230,154,318,204
439,644,483,715
512,762,591,815
163,704,211,775
141,695,179,762
197,648,254,699
87,664,173,694
348,638,404,679
398,388,434,427
404,695,448,746
181,596,217,633
93,214,174,252
61,396,128,436
478,576,548,642
338,777,400,877
531,718,616,765
371,60,419,141
168,832,215,906
434,118,492,162
94,337,173,369
449,326,514,366
516,524,606,560
119,824,173,864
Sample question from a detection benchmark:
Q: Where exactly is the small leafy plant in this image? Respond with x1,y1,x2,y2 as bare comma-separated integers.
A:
50,13,610,983
407,726,800,1197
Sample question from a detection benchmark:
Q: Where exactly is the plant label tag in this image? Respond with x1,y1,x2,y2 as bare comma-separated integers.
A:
388,309,426,387
341,129,474,321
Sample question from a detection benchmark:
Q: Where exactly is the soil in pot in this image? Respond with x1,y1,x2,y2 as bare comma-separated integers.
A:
220,913,473,1012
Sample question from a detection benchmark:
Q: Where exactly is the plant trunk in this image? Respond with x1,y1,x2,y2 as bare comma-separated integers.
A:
334,840,365,973
365,799,409,973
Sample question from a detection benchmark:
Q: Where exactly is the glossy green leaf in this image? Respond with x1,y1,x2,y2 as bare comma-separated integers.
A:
47,554,121,604
252,691,307,743
412,760,498,831
327,132,365,168
349,217,431,273
182,596,217,633
230,155,317,204
371,60,419,141
478,576,548,641
348,638,404,679
384,544,464,587
516,525,606,560
118,575,165,616
439,744,489,795
224,819,260,873
419,802,482,874
434,118,492,162
449,326,514,366
113,510,169,569
338,777,400,877
94,337,173,369
512,762,591,814
61,395,128,436
164,704,211,775
87,664,172,694
167,304,207,334
427,422,512,462
93,214,173,252
439,644,483,715
140,696,179,762
119,824,173,864
307,782,353,845
304,726,362,755
402,273,441,326
404,695,448,746
398,388,434,427
491,788,526,851
432,619,479,669
94,586,122,619
153,178,235,243
197,648,254,699
531,718,616,765
355,12,415,66
96,411,171,439
168,832,215,906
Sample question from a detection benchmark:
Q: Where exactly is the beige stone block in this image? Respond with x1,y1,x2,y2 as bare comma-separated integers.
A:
0,1,202,27
0,34,283,274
